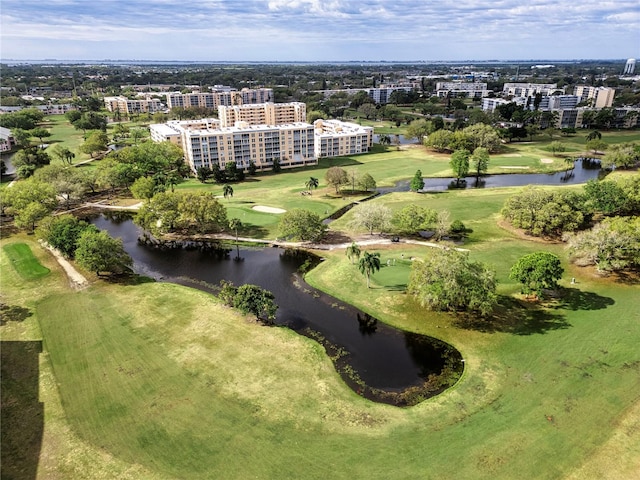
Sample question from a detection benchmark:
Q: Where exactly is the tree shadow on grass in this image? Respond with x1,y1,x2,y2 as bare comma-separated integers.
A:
238,225,269,239
1,341,43,480
548,287,615,311
454,296,570,335
609,269,640,286
0,303,33,326
385,283,407,292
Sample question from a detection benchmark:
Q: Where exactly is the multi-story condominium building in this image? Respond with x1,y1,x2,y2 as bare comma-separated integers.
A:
165,87,274,110
537,95,579,111
623,59,636,76
181,122,316,173
367,85,413,104
503,83,562,97
218,102,307,128
165,91,233,110
435,82,488,98
482,97,526,112
574,86,615,108
318,85,414,104
313,120,373,158
104,96,163,115
0,126,16,152
234,88,273,104
150,118,221,145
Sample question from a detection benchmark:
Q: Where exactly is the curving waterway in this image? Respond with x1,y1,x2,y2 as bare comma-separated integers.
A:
91,214,464,407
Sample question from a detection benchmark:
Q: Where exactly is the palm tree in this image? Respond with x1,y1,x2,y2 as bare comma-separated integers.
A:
229,218,242,259
345,242,361,264
358,251,381,289
305,176,319,194
586,130,602,142
378,134,391,146
223,184,233,200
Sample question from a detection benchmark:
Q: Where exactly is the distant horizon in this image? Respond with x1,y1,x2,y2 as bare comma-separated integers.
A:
3,58,634,65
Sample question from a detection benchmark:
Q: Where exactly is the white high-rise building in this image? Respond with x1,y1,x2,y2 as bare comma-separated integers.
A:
623,59,636,75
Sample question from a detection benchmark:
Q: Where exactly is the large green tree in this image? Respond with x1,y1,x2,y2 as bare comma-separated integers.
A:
75,229,133,276
567,216,640,273
450,149,470,185
357,173,377,192
392,204,438,234
130,176,158,200
408,248,497,317
583,179,629,216
601,143,639,170
1,179,57,229
36,214,96,258
33,164,88,209
404,119,431,143
325,166,348,193
178,192,228,234
278,209,326,242
79,130,109,157
470,147,490,177
233,284,278,323
501,186,588,237
510,252,564,299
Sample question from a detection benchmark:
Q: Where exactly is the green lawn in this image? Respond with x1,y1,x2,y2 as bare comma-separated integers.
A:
40,115,92,163
2,176,640,478
2,243,50,280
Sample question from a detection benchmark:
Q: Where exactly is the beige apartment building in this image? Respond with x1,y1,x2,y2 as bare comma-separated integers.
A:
149,118,221,145
165,92,233,110
218,102,307,127
574,86,615,108
181,122,316,173
313,120,373,158
104,96,163,115
165,87,274,110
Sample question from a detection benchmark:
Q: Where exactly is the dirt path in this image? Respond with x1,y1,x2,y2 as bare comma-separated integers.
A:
40,241,89,290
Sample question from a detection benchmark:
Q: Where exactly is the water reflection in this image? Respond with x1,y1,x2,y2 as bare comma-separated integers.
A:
378,159,603,193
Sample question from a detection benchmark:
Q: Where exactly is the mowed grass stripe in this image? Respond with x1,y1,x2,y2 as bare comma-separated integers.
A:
37,289,260,477
2,243,50,280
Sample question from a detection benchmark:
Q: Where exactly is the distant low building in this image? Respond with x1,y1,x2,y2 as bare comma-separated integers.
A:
503,83,563,97
435,81,488,98
104,95,164,115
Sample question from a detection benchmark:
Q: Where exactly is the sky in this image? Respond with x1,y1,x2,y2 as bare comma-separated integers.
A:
1,0,639,62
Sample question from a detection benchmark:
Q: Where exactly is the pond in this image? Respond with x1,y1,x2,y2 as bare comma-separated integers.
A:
373,134,414,145
91,214,464,407
378,158,603,193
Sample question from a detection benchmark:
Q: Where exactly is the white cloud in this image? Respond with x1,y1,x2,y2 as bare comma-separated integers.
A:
1,0,638,60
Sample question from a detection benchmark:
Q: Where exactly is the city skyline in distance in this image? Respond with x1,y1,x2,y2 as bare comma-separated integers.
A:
1,0,638,63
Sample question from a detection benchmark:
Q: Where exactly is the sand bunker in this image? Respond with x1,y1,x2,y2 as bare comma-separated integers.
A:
252,205,286,214
540,158,554,164
503,153,523,157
